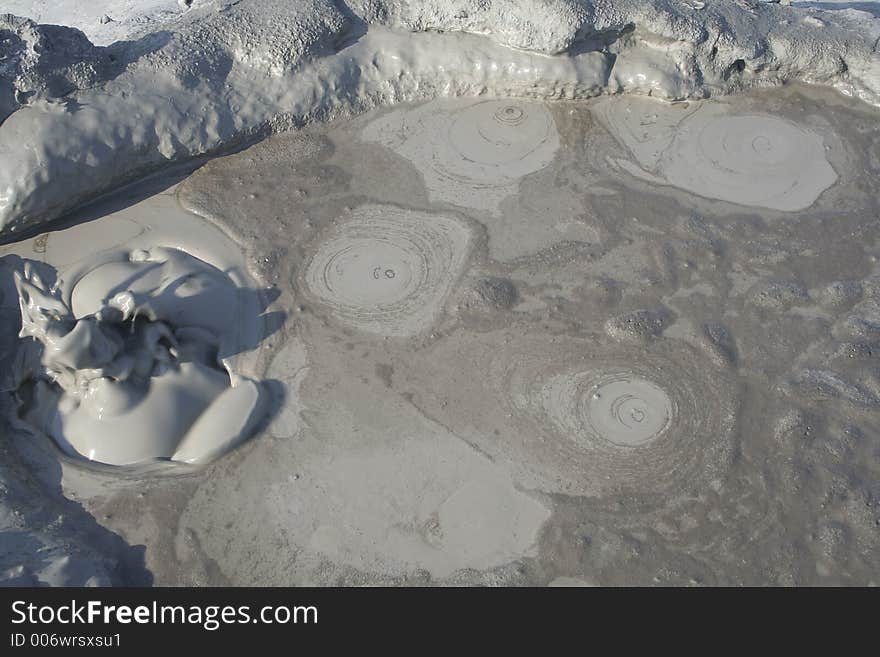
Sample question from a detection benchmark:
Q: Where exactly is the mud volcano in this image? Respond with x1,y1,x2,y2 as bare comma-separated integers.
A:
565,372,673,447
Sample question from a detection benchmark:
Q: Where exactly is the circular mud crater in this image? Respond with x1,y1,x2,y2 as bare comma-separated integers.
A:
596,97,839,211
663,113,838,211
302,204,472,336
577,372,675,447
405,330,739,499
446,101,557,179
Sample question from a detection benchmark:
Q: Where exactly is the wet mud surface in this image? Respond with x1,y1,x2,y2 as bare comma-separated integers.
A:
2,84,879,585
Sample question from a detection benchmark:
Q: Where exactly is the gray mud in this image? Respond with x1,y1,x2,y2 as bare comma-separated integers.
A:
3,83,880,585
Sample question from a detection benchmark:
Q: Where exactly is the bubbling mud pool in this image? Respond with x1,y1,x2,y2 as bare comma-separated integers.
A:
2,84,880,586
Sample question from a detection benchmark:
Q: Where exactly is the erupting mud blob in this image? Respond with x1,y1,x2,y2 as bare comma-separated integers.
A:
10,247,266,467
596,97,838,211
361,99,560,211
303,205,471,336
404,330,738,498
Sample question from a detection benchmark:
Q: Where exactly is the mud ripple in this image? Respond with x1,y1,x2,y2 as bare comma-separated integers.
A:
362,99,559,211
664,113,837,211
302,205,472,336
406,330,739,499
597,97,838,211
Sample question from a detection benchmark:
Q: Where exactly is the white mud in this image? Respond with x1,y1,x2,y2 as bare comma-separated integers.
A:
194,428,551,581
172,327,551,583
89,84,875,586
302,205,472,336
362,99,560,212
595,96,839,210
